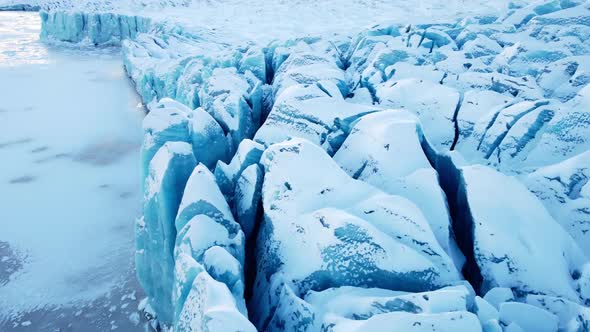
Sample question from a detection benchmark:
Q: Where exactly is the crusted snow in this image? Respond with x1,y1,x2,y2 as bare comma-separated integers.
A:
4,0,590,331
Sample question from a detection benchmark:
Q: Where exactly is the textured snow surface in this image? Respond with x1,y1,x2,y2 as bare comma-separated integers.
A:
7,0,590,330
13,0,517,43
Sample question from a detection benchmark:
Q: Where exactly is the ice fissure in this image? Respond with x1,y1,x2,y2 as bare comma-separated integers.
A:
426,152,484,292
38,1,590,330
449,91,464,151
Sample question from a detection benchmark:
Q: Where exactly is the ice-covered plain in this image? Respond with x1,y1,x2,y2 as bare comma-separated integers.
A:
0,11,146,331
2,0,590,331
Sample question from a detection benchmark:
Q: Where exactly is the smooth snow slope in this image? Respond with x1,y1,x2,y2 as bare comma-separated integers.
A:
0,12,145,331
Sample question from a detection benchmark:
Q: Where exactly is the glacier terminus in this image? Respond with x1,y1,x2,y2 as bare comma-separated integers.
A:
1,0,590,331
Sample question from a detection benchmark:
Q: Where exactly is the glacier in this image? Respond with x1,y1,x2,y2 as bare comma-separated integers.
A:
40,11,151,45
11,0,590,330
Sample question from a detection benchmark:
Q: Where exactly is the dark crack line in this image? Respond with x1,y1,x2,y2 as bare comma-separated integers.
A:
449,91,464,151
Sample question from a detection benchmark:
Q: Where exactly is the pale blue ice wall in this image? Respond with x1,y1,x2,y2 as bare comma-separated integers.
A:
35,1,590,330
40,11,151,45
0,4,40,11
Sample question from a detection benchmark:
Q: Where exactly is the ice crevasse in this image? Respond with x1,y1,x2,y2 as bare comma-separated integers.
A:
38,1,590,331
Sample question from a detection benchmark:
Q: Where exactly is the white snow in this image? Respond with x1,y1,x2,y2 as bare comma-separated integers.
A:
499,302,559,332
4,0,590,331
525,150,590,256
325,311,482,332
175,272,255,332
474,296,499,325
333,110,459,263
376,78,461,149
26,0,517,44
176,164,233,220
460,165,587,300
252,137,463,329
306,284,473,321
483,287,514,310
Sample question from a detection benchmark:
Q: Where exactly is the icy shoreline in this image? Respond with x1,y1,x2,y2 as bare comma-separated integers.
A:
0,11,148,331
29,0,590,331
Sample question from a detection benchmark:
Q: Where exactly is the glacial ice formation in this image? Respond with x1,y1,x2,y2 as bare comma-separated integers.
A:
252,138,462,331
525,150,590,256
137,141,196,323
450,164,587,300
173,164,253,331
332,110,464,268
41,11,151,44
36,0,590,330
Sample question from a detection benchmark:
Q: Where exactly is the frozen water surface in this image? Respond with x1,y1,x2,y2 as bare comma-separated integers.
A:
0,11,146,331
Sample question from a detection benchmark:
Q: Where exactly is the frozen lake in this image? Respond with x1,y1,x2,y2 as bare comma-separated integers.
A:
0,11,146,331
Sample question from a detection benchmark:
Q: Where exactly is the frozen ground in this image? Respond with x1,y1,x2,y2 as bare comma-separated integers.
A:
0,12,146,331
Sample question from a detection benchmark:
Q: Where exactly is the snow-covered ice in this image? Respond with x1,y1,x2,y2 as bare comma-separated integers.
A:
3,0,590,331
